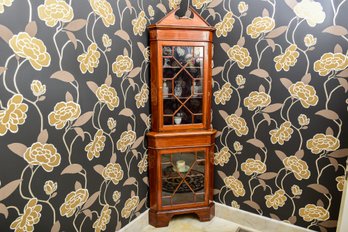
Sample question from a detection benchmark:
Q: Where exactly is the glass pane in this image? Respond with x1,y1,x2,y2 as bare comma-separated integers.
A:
162,46,204,127
161,151,206,207
174,47,193,65
186,98,202,114
163,46,173,56
174,71,192,98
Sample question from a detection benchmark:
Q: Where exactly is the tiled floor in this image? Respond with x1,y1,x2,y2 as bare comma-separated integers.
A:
142,215,255,232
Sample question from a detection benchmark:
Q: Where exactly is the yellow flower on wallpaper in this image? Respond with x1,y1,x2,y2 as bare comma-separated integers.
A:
48,101,81,129
265,189,287,210
117,130,136,152
241,158,266,176
214,147,231,166
10,198,42,232
313,52,348,76
107,117,116,131
113,191,121,203
132,11,147,36
215,12,235,38
38,0,74,27
0,94,28,136
143,47,150,62
274,44,299,71
336,176,345,191
85,129,106,160
269,121,293,145
112,55,134,77
169,0,181,9
9,32,51,71
231,201,240,209
235,74,246,86
121,196,139,218
89,0,115,27
31,80,46,97
77,43,101,74
304,34,317,47
244,91,271,111
227,45,252,69
135,84,149,108
138,154,148,174
289,82,318,108
44,180,57,195
192,0,212,9
238,2,248,14
223,176,245,197
214,82,233,105
102,34,112,48
293,0,326,27
24,142,61,172
299,204,329,222
233,141,243,152
0,0,13,14
291,185,303,196
60,189,89,217
298,114,310,127
283,156,311,180
148,5,155,17
306,133,340,154
93,204,111,232
225,114,249,137
102,163,124,185
96,84,119,111
246,17,275,39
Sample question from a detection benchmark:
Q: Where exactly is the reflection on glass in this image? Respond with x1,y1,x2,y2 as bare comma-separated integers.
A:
161,151,206,206
162,46,204,126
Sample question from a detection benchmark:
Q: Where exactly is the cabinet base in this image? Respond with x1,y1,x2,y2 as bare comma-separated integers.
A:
149,203,215,227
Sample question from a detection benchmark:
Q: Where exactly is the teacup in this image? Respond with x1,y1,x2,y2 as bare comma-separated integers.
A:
174,116,182,125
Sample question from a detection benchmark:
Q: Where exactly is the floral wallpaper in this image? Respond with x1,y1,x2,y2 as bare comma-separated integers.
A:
0,0,347,232
193,0,347,231
0,0,159,231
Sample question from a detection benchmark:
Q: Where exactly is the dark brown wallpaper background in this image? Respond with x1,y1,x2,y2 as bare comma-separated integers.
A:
0,0,159,231
0,0,347,232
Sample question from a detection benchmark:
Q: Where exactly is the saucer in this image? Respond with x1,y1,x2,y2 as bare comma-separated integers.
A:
173,165,190,173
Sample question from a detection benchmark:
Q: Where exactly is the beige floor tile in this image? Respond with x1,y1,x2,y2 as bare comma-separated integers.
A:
142,215,240,232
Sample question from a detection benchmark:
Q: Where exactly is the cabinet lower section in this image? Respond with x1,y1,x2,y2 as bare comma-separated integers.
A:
147,130,216,227
149,202,215,227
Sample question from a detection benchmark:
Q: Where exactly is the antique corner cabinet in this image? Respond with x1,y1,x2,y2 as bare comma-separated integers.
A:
147,7,216,227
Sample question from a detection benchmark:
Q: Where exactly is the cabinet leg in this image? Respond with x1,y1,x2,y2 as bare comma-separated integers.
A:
149,209,172,227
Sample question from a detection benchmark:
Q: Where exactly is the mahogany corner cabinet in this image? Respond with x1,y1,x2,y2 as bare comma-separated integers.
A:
147,7,216,227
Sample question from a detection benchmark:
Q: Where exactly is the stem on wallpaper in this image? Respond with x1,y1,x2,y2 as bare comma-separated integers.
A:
334,119,342,138
27,0,32,22
254,118,266,138
7,206,20,215
97,103,106,129
28,166,40,198
222,188,230,204
73,212,80,232
231,85,241,109
79,215,88,232
323,74,335,109
326,85,342,109
13,58,26,94
104,181,111,204
294,127,303,151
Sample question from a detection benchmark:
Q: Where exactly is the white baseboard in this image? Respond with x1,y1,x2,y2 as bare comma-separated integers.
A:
118,203,314,232
215,202,314,232
118,209,149,232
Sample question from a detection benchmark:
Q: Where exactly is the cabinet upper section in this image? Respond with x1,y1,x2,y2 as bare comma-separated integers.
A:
148,7,215,42
148,7,215,132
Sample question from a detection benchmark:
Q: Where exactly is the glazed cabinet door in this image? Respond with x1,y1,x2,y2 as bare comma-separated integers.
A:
158,41,211,131
159,148,210,210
